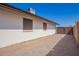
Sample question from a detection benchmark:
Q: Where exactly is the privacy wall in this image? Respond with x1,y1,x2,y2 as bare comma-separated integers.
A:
73,22,79,46
57,27,73,35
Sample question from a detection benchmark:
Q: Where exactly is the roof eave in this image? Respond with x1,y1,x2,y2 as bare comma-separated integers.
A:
0,3,59,25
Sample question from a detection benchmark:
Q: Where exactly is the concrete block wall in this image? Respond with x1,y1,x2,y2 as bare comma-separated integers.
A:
65,27,73,35
57,27,73,35
73,22,79,46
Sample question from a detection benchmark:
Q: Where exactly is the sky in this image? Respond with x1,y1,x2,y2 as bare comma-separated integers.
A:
8,3,79,27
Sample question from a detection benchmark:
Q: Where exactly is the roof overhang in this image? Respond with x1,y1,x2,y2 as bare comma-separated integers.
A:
0,3,59,25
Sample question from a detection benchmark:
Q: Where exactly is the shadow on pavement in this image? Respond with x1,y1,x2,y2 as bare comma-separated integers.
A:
47,34,79,56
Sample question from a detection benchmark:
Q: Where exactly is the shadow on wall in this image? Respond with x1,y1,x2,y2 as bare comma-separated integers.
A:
47,34,79,56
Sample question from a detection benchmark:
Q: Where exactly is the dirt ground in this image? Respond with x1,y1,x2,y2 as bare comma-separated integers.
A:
0,34,79,56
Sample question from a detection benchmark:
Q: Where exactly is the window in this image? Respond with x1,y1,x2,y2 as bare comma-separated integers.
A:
43,23,47,30
23,18,33,31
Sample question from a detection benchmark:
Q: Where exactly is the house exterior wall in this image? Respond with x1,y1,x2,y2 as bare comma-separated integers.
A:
0,5,56,48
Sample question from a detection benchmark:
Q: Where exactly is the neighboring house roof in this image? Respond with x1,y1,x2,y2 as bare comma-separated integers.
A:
0,3,59,25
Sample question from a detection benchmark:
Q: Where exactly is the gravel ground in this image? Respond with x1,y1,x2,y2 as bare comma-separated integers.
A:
0,34,78,56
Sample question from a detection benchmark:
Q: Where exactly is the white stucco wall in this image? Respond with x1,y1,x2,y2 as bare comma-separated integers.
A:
0,5,56,48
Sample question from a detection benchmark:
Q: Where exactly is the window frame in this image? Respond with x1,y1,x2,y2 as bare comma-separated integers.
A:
23,18,33,32
43,22,47,30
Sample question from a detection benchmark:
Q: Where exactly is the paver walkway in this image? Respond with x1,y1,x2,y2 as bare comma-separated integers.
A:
0,34,79,56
